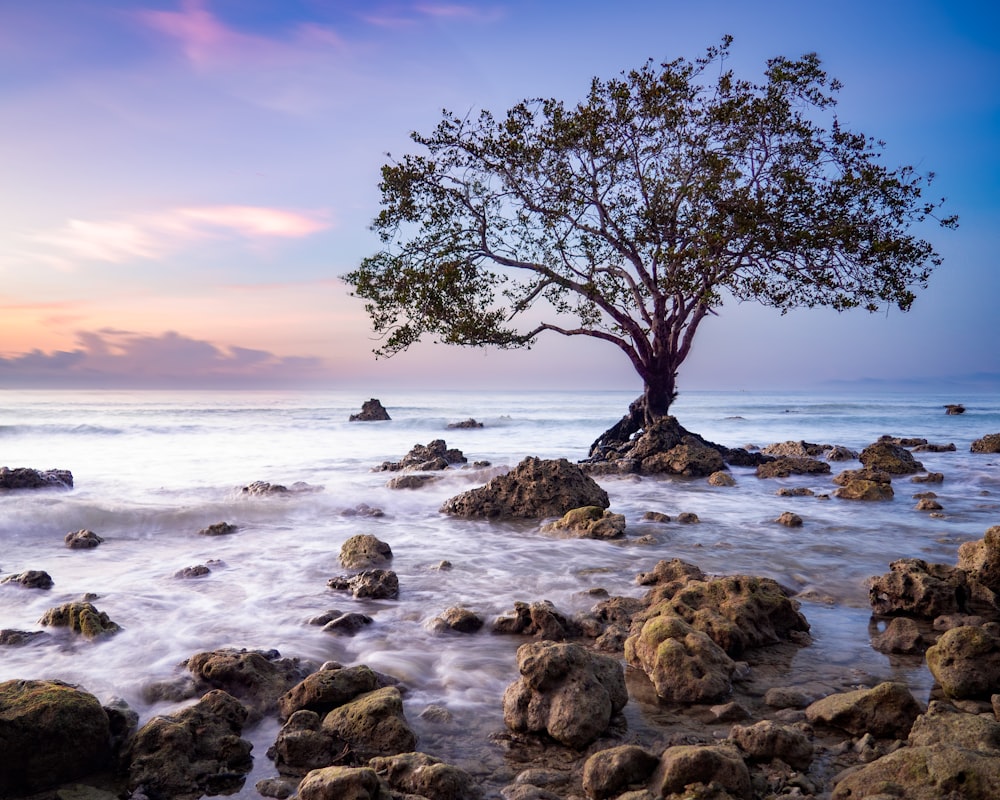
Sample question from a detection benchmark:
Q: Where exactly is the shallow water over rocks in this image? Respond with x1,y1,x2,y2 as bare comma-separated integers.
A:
1,388,998,796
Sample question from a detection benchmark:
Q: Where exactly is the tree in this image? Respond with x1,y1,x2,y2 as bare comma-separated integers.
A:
345,37,955,438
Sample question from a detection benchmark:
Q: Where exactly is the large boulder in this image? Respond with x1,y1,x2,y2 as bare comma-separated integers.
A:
868,558,971,618
762,440,829,458
0,679,113,796
278,664,382,719
125,689,253,800
320,686,416,763
441,457,609,519
653,744,751,799
635,572,810,657
502,640,627,749
339,534,393,570
805,681,922,739
625,614,736,703
596,416,727,476
925,625,1000,700
755,457,831,479
958,525,1000,595
859,440,924,474
971,433,1000,453
0,466,73,489
184,648,312,716
296,766,389,800
38,602,121,638
349,399,390,422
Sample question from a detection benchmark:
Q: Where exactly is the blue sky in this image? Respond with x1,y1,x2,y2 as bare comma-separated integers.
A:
0,0,997,391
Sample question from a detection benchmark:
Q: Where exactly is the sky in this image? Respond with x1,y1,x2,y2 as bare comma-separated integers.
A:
0,0,997,392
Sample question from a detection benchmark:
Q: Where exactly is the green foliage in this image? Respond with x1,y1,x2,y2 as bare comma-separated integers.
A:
345,37,955,414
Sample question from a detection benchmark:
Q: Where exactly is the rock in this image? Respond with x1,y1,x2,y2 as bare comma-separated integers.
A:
762,440,829,458
635,571,810,657
707,470,736,486
256,776,299,799
125,690,253,800
322,612,374,635
198,521,238,536
916,497,944,511
502,640,627,749
805,681,922,738
447,418,484,429
834,478,894,501
859,440,924,474
350,399,391,422
730,719,813,770
441,456,609,519
38,602,121,638
642,511,671,522
776,486,815,496
957,526,1000,594
174,564,211,578
340,503,385,518
870,616,927,654
913,471,945,483
0,466,73,489
368,751,481,800
764,687,814,710
0,629,47,646
832,743,1000,800
626,614,737,704
267,709,342,777
971,433,1000,453
582,745,658,800
386,474,438,489
492,600,582,640
278,664,383,719
327,569,399,600
711,700,751,722
241,480,289,496
653,744,751,799
340,534,393,570
321,686,416,762
926,625,1000,700
64,529,105,549
431,606,484,634
0,679,112,796
675,512,699,524
776,512,803,527
755,457,831,478
588,415,729,476
945,403,966,414
1,570,53,589
868,558,970,618
826,445,859,461
377,439,467,471
184,648,311,716
541,506,626,539
913,442,957,452
908,700,1000,750
297,766,389,800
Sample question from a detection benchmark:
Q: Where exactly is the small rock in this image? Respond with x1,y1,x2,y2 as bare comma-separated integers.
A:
197,521,238,536
65,530,104,549
776,512,803,527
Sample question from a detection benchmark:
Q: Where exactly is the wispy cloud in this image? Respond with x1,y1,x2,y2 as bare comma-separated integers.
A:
364,3,505,28
0,329,331,388
31,205,332,266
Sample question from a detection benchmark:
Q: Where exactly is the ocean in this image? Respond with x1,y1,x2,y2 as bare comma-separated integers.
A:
1,388,998,795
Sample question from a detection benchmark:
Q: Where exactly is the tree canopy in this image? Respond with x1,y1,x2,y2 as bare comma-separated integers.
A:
345,37,955,425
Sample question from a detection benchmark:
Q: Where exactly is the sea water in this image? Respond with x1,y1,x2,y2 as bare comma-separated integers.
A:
1,388,998,793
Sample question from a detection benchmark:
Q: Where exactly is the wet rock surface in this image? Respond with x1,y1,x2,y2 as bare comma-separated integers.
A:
349,398,391,421
0,466,73,489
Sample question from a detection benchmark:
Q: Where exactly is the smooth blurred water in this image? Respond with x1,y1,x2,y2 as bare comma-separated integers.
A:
1,388,998,793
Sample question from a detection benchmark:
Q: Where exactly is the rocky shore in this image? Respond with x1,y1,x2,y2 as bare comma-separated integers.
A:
2,418,1000,800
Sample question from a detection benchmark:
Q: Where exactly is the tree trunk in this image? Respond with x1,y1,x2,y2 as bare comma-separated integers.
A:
587,370,677,458
642,371,677,426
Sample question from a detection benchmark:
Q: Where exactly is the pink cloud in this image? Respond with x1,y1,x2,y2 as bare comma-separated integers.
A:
32,205,332,265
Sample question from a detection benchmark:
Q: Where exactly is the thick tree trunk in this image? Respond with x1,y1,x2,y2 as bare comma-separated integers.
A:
587,370,677,458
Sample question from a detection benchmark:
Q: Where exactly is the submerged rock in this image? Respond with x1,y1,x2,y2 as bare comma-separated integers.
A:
65,529,105,549
755,456,831,478
1,570,53,589
541,506,626,539
0,679,113,796
441,456,609,519
197,521,238,536
0,466,73,489
376,439,466,471
350,398,391,422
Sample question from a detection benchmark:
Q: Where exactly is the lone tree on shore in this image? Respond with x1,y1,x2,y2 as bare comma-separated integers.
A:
345,38,955,443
